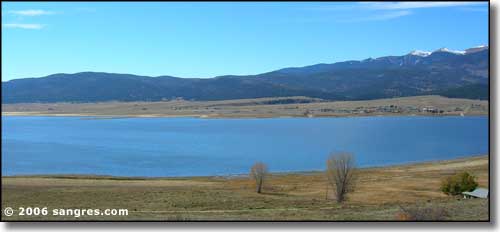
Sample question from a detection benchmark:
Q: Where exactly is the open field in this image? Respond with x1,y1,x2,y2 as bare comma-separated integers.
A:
1,155,489,221
2,95,488,118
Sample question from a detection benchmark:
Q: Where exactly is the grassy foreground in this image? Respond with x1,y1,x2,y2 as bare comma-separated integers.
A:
1,155,489,221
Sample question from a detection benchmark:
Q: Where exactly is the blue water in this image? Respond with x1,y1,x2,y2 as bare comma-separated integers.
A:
2,116,488,177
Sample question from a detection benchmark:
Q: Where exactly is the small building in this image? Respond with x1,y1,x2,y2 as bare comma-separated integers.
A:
462,188,489,199
422,106,439,113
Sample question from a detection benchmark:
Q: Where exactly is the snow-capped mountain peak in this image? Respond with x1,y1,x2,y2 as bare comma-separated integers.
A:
433,47,466,55
408,46,487,57
465,45,489,54
409,50,431,57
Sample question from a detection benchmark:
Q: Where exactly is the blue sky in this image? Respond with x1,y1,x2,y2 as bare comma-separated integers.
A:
2,2,488,81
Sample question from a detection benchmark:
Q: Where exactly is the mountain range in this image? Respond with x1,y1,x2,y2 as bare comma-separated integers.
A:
2,46,489,103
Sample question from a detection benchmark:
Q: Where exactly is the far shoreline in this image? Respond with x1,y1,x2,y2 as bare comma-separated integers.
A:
0,111,489,119
1,95,488,119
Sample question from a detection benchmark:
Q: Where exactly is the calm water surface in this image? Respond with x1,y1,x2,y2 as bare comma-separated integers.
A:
2,116,488,177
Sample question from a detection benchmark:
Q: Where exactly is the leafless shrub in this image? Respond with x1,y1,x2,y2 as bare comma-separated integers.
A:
326,152,356,203
250,162,268,193
396,205,449,221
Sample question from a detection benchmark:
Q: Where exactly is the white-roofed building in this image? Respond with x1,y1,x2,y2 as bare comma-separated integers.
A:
462,188,489,199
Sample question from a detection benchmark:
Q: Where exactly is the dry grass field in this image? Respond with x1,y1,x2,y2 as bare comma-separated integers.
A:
2,95,488,118
1,155,489,221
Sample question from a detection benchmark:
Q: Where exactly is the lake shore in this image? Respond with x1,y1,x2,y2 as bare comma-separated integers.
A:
2,154,489,221
2,154,489,179
2,95,488,119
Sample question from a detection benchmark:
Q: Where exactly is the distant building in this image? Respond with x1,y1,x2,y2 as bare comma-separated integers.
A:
422,106,443,114
462,188,489,199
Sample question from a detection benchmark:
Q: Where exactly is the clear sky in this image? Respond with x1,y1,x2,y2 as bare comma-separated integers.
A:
2,2,489,81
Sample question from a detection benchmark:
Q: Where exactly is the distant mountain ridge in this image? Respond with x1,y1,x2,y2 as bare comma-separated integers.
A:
2,46,489,103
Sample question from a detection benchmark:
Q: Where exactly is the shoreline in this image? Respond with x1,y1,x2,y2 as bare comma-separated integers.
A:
2,154,488,221
1,111,489,119
3,154,488,180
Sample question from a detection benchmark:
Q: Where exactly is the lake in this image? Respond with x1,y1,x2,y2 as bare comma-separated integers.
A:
2,116,488,177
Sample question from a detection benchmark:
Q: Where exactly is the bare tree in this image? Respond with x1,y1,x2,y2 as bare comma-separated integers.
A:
250,162,268,193
326,152,356,203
